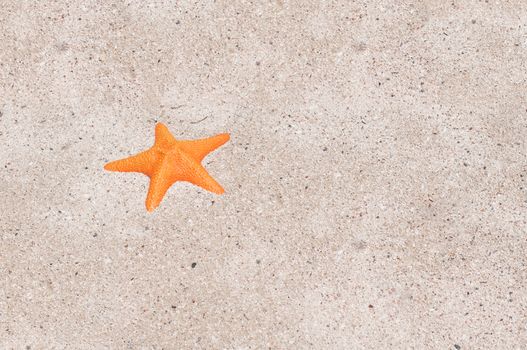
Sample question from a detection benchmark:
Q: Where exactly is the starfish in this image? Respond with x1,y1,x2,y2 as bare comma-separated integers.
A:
104,123,229,212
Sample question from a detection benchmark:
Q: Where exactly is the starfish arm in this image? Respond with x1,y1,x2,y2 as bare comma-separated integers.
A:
104,149,157,175
184,162,225,194
154,123,177,149
145,160,176,212
178,133,230,162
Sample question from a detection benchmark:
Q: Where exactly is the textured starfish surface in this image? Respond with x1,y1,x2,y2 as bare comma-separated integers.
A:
104,123,230,212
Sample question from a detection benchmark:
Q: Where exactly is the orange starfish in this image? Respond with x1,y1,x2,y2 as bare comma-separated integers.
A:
105,123,229,212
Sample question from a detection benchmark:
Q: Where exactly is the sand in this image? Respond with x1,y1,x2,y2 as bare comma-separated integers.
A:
1,1,526,348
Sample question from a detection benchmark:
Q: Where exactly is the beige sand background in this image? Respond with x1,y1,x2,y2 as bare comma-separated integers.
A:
1,1,526,349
